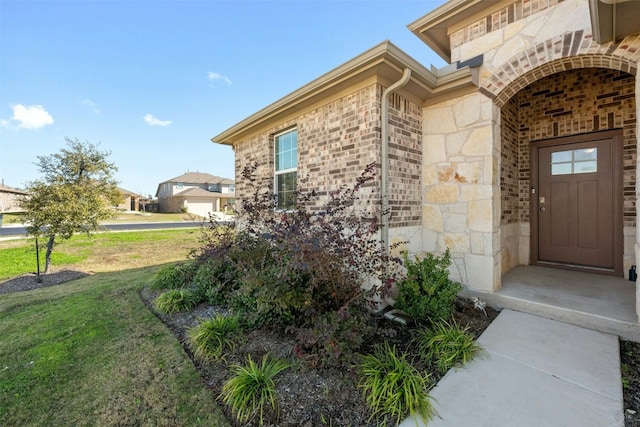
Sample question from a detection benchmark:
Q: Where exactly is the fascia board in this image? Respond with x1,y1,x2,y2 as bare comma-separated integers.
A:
408,0,500,63
211,40,478,146
211,41,436,145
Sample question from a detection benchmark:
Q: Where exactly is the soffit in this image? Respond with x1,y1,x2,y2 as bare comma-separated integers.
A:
408,0,503,63
211,40,478,146
411,0,640,62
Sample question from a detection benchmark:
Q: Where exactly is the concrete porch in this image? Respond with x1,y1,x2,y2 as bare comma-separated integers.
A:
461,266,640,342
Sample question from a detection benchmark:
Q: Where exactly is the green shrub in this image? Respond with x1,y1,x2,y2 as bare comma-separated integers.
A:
415,319,483,375
394,249,461,323
192,259,234,304
152,261,196,289
188,314,242,361
295,304,373,368
232,260,318,329
193,163,402,365
219,354,291,425
359,343,436,425
154,289,198,314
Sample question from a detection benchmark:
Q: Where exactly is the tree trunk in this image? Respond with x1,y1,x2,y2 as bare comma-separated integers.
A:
44,235,55,274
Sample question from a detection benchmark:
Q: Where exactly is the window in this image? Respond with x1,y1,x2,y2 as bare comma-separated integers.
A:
274,128,298,209
208,184,220,192
176,182,184,188
551,148,597,175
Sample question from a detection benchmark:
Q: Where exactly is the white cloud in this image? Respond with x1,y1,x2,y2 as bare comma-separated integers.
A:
2,104,54,129
207,71,232,85
143,113,172,127
80,99,101,114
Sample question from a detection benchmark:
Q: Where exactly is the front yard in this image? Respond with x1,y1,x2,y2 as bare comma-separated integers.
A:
0,265,228,426
0,226,638,426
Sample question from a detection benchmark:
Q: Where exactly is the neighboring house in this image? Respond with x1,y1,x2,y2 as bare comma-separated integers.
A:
116,187,141,211
0,182,27,212
212,0,640,322
155,172,235,218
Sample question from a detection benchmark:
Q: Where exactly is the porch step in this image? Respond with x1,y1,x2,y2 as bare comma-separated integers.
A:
460,265,640,342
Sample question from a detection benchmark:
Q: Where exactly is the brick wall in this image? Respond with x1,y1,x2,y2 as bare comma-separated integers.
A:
499,68,636,226
501,96,519,224
300,85,381,214
233,84,423,227
387,93,423,227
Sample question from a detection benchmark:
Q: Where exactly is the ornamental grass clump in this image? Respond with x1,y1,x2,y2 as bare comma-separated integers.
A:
188,314,242,361
154,288,198,314
219,354,292,426
359,343,436,426
151,261,197,290
416,318,484,375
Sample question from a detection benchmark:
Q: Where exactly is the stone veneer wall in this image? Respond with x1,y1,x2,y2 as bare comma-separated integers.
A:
450,0,564,50
423,91,501,291
439,0,639,317
233,84,423,229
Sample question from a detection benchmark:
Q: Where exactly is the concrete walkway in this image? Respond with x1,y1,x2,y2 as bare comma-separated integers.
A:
401,309,623,426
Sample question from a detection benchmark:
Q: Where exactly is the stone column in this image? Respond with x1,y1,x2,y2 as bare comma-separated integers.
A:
423,92,501,293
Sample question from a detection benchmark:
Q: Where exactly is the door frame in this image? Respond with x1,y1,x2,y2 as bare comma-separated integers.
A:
530,130,624,276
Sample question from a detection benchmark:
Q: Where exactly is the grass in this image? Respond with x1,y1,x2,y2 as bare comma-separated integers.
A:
0,211,202,224
109,212,205,222
154,288,199,313
415,319,484,375
0,228,229,426
359,343,436,426
189,314,242,361
0,228,201,280
220,354,292,425
0,245,86,279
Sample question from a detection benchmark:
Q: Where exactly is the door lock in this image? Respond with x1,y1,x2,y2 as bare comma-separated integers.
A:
539,206,546,212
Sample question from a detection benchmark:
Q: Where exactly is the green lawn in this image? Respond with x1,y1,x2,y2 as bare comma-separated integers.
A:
0,229,229,426
0,229,202,280
0,245,86,279
109,212,206,222
1,211,202,224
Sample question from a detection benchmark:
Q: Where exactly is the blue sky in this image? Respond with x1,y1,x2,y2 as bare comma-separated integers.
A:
0,0,447,198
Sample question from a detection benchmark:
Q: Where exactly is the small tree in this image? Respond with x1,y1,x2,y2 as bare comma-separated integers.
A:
20,137,120,273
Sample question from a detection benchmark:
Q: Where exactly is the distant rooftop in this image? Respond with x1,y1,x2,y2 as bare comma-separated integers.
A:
0,183,27,195
160,172,234,185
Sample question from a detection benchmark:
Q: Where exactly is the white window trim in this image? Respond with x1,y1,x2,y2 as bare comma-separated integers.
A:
274,128,298,209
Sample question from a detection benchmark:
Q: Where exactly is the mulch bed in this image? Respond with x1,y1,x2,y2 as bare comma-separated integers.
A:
141,287,500,427
2,272,638,426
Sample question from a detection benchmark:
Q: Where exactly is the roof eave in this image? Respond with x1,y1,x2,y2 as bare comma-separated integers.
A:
407,0,495,63
211,40,478,146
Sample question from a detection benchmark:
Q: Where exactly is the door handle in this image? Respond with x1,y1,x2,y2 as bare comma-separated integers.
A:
539,206,546,212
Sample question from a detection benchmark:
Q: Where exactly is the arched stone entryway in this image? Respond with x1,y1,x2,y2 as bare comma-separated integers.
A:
482,30,639,321
480,30,639,107
499,67,635,275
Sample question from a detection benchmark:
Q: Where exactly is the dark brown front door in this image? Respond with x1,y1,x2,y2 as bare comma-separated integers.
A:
532,131,623,275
